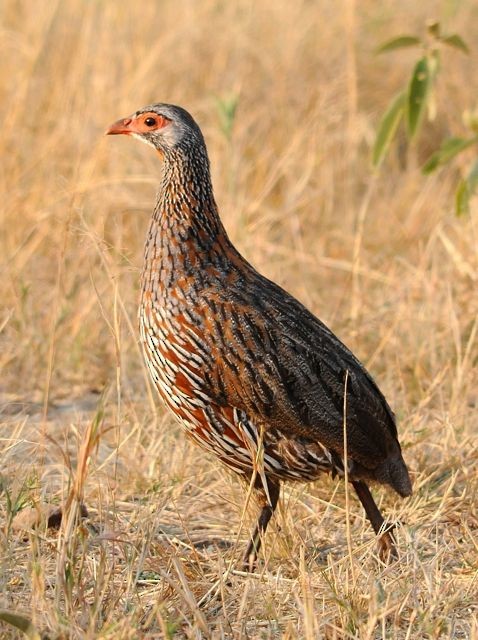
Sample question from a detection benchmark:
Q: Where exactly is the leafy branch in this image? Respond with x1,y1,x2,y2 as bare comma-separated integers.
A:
373,22,477,215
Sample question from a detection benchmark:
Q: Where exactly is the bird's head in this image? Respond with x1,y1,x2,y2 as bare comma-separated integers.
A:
106,103,204,156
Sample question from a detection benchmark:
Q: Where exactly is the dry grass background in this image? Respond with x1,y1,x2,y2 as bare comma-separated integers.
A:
1,0,477,638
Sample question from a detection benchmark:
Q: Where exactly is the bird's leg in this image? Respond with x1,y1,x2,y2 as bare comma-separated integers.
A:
242,477,280,571
351,480,397,562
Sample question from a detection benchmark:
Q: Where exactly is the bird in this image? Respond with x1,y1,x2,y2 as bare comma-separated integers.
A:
106,103,412,567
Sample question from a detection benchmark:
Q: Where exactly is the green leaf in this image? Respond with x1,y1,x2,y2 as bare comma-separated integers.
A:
215,94,239,142
441,34,470,54
372,90,406,167
0,610,41,640
455,160,478,216
455,179,468,216
427,21,441,38
422,136,478,174
376,35,422,54
407,56,436,139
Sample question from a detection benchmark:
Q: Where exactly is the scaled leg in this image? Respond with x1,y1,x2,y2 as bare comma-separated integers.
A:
242,477,280,570
352,480,397,561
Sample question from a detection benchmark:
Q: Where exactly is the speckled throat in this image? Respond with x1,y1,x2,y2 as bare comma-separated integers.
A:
141,142,234,302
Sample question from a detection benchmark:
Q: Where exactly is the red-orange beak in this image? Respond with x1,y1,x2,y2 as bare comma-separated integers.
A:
105,117,134,136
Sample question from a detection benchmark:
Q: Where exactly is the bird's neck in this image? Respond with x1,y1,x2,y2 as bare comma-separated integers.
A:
142,144,234,295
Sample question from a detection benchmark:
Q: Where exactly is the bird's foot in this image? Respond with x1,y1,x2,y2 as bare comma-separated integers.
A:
241,552,258,572
377,524,398,563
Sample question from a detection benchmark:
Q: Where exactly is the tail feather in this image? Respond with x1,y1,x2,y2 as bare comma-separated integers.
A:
377,454,412,497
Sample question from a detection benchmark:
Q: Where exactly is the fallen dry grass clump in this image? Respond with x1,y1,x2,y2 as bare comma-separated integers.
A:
1,0,477,638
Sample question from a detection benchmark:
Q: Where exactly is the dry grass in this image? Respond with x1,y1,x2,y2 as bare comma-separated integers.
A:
1,0,477,637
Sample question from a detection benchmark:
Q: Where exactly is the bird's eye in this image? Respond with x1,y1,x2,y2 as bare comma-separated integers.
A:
144,117,156,127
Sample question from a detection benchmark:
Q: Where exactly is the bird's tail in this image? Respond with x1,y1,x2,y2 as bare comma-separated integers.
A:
377,453,412,497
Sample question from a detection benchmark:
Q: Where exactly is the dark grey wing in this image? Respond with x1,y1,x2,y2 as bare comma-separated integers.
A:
205,272,400,468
